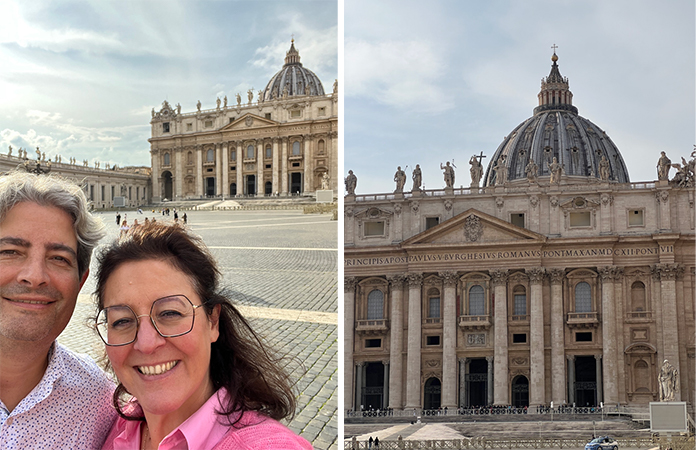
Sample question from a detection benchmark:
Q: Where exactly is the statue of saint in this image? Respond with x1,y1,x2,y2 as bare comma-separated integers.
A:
599,155,611,181
282,85,289,99
258,90,263,102
321,172,330,190
657,151,671,181
525,157,538,182
492,155,508,185
236,93,242,106
176,103,181,114
393,166,407,193
36,147,42,160
216,97,221,109
345,170,357,195
7,145,12,157
659,360,679,401
196,100,202,112
469,155,483,187
223,96,227,108
305,84,311,96
333,79,338,94
548,157,562,184
151,108,155,118
440,161,455,188
247,89,254,104
412,164,422,191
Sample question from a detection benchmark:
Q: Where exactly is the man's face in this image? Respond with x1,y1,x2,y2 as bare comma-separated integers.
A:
0,202,87,344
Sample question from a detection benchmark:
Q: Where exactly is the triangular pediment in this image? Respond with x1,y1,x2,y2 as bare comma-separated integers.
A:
402,208,546,248
220,113,277,131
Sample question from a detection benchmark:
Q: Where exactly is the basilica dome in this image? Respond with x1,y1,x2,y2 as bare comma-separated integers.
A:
262,40,325,101
482,53,630,186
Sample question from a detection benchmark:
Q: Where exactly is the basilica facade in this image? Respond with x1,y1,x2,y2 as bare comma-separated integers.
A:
149,40,338,202
344,53,695,413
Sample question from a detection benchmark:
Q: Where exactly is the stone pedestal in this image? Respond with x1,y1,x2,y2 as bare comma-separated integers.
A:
316,189,333,203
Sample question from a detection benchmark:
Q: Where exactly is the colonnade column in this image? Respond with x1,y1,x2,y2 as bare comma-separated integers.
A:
528,268,546,407
272,138,279,195
281,137,288,195
549,269,566,404
459,358,467,407
653,263,684,400
567,355,575,405
387,275,405,410
256,140,263,196
175,148,183,199
195,146,203,197
215,143,222,196
486,356,494,405
383,361,390,408
344,277,356,411
355,362,364,411
303,136,312,194
221,143,229,198
595,355,603,403
440,271,458,409
598,266,618,404
151,148,160,201
405,273,423,409
235,142,243,197
491,269,509,405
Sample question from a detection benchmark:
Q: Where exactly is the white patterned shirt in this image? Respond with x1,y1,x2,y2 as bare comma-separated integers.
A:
0,342,117,450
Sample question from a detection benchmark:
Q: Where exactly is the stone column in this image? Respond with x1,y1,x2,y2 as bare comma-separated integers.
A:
175,148,183,199
598,266,618,404
528,267,545,407
383,360,390,408
388,275,406,410
303,136,312,194
567,355,576,405
256,140,263,196
195,146,203,197
355,362,364,411
151,148,160,201
344,277,356,410
235,142,243,197
405,273,423,409
491,269,509,405
459,357,468,407
653,263,684,400
272,138,280,195
549,269,566,404
595,354,603,404
486,356,494,405
281,137,288,195
215,143,222,196
440,271,458,409
222,142,229,198
655,190,672,232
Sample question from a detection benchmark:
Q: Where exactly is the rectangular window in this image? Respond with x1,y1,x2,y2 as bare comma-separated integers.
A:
186,123,193,131
317,107,326,116
89,185,94,201
111,186,115,199
265,164,272,169
229,118,234,124
569,211,591,227
292,162,300,167
137,187,140,200
204,120,213,128
575,332,593,342
230,150,236,161
428,298,440,318
364,221,385,236
425,217,439,230
265,147,272,158
128,187,132,200
365,339,382,348
230,166,236,171
290,110,301,118
628,209,644,227
265,113,272,120
163,122,170,133
511,213,525,228
426,336,440,346
101,186,105,201
513,294,527,315
512,333,527,343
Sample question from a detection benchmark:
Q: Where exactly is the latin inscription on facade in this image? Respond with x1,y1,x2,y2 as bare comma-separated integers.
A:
344,246,661,267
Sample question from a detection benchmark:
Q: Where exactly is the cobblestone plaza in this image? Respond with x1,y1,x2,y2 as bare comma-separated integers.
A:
57,208,338,450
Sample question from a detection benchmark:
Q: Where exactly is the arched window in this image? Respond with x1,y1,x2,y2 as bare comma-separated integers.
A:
469,285,485,315
163,152,170,166
513,285,527,316
230,150,236,161
246,145,254,159
631,281,646,311
367,289,384,320
574,282,592,313
206,149,214,162
427,288,440,318
292,141,301,156
318,139,325,154
187,151,193,164
265,145,272,159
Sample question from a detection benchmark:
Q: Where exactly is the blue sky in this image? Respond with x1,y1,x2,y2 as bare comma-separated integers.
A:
0,0,337,167
344,0,695,194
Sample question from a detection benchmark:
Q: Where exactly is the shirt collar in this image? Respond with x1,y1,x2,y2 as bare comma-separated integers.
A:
161,388,230,450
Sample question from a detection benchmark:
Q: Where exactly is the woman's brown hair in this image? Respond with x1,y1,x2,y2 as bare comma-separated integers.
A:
94,222,296,425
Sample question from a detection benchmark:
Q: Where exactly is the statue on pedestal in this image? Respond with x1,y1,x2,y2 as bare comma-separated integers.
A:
469,154,484,187
345,170,357,195
493,155,508,185
412,164,422,191
657,151,671,181
659,359,679,401
599,155,611,181
394,166,406,193
440,161,455,188
525,158,538,183
548,157,562,184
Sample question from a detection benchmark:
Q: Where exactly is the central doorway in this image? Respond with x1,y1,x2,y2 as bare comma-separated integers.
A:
205,177,215,196
290,172,302,194
575,356,598,407
362,362,385,411
246,175,256,196
512,375,529,407
466,358,489,407
423,377,441,410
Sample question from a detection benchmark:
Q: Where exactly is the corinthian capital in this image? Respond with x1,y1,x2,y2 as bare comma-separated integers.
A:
344,276,356,293
407,273,423,288
598,266,617,281
490,269,509,287
548,268,565,284
526,267,545,284
439,271,458,287
652,263,684,281
387,274,406,289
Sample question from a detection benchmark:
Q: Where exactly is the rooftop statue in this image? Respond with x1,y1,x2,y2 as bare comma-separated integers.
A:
345,170,357,195
440,161,455,188
657,151,671,181
393,166,406,193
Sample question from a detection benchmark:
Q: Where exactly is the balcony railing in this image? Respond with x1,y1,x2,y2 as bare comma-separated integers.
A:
458,314,491,330
511,314,529,322
626,310,653,321
567,311,599,328
356,319,389,335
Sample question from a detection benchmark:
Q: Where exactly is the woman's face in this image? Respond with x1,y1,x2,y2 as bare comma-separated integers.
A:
102,259,219,421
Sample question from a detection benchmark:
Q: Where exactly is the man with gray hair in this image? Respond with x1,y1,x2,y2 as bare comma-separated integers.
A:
0,171,116,448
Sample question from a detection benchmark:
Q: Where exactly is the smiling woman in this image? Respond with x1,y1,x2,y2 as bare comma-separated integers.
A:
94,222,312,450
